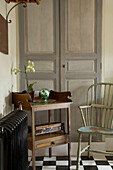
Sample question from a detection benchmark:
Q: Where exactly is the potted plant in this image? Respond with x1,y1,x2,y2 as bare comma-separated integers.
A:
13,60,36,93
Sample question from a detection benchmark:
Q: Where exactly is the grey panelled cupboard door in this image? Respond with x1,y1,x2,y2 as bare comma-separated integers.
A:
19,0,60,123
19,0,60,92
19,0,102,141
60,0,102,141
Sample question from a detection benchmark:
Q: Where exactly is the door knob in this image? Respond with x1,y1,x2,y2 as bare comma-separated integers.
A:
62,64,65,68
51,141,55,145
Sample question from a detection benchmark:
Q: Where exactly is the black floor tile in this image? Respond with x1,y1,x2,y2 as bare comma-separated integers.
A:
71,161,76,165
56,166,70,170
106,156,113,160
28,161,31,166
36,167,42,170
71,160,82,165
43,161,56,166
84,166,98,170
35,156,44,161
81,156,94,160
56,156,69,160
95,160,109,165
29,166,42,170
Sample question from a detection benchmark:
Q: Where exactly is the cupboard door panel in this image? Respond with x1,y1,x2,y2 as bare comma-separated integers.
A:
33,60,55,73
66,0,96,54
67,60,95,73
61,0,102,141
26,0,55,54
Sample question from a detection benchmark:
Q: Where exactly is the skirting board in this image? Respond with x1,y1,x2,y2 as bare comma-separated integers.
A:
28,142,105,156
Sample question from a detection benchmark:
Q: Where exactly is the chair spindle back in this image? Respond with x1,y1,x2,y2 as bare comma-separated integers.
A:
84,83,113,128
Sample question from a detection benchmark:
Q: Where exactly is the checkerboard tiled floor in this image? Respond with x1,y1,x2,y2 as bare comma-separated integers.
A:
28,155,113,170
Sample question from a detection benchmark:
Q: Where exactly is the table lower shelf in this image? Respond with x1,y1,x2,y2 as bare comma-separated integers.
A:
28,131,69,151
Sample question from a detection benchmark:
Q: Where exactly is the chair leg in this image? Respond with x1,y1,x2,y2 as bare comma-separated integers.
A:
76,133,82,170
88,134,92,158
49,148,52,157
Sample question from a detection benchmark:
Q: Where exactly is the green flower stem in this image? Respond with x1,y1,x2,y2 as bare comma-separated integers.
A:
24,65,29,91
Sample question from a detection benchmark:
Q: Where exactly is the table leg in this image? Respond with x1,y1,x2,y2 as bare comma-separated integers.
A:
48,110,52,157
67,106,71,166
32,108,36,170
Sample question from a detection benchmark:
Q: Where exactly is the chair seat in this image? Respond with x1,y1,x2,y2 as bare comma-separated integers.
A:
78,126,113,135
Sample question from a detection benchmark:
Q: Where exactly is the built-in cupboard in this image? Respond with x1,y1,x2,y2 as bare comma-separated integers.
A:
19,0,102,141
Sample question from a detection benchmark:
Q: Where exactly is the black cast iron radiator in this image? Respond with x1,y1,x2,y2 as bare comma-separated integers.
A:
0,110,28,170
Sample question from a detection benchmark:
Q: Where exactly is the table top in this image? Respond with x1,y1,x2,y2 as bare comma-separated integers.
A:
12,90,72,111
30,100,72,111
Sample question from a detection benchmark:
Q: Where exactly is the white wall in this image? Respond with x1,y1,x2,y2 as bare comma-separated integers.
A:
102,0,113,83
102,0,113,149
0,0,18,116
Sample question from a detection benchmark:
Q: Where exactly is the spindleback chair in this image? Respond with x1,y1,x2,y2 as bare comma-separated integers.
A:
77,82,113,170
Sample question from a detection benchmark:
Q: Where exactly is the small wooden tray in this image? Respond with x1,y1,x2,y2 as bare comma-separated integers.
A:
33,99,56,104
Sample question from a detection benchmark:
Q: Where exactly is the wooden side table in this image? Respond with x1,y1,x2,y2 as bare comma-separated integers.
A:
29,101,72,170
12,90,72,170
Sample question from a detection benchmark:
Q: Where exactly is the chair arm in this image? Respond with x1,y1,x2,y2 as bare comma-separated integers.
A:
79,104,113,110
91,104,113,109
78,105,91,126
78,105,91,109
78,104,113,127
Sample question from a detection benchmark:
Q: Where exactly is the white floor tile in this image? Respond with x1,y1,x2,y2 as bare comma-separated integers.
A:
77,166,84,170
28,156,32,161
56,160,68,166
97,166,112,170
93,154,107,160
71,156,77,161
35,161,43,166
43,157,56,161
42,166,56,170
70,165,76,169
108,160,113,166
82,160,96,166
29,162,32,166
